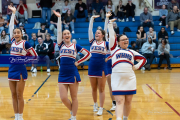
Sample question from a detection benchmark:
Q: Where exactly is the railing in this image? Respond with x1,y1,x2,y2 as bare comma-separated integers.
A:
143,0,154,12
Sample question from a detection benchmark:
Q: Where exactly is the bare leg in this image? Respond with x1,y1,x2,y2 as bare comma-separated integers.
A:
59,84,72,111
107,75,115,101
69,80,79,116
9,81,18,113
123,95,133,117
90,77,98,103
115,95,125,118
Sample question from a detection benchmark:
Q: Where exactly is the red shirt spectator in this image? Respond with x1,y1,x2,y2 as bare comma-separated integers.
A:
17,4,28,15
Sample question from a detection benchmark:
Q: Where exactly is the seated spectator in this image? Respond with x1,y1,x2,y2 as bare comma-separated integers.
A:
6,2,14,21
140,7,154,28
44,33,54,60
117,0,126,22
49,9,60,37
105,0,115,19
166,6,180,35
168,0,179,12
38,23,48,40
126,0,136,22
40,0,52,23
0,13,5,33
136,26,146,48
0,30,10,53
158,27,169,43
19,22,28,41
159,4,168,26
74,0,88,21
33,37,51,73
92,0,105,20
129,41,139,52
141,36,156,71
113,22,119,35
62,0,71,18
16,0,28,23
29,33,38,49
146,27,158,48
63,10,75,34
158,39,172,70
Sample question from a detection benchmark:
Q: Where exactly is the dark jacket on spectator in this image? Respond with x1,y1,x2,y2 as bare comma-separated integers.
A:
75,2,87,13
114,27,120,35
167,2,179,11
166,11,180,25
158,31,168,39
126,3,136,11
40,0,52,8
35,43,48,56
44,39,54,53
91,2,104,13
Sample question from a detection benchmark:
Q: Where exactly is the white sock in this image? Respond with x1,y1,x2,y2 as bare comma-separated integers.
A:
99,107,103,110
71,116,76,119
123,116,128,120
18,113,23,118
15,113,18,118
117,117,122,120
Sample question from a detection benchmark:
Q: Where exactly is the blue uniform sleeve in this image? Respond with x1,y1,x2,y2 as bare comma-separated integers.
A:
25,41,32,49
106,41,109,50
76,44,83,52
58,41,64,49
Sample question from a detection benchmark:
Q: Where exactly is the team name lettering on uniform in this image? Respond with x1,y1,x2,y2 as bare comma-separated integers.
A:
11,47,23,53
116,53,132,61
91,46,105,52
60,49,75,55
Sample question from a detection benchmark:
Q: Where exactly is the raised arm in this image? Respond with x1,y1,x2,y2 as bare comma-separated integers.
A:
133,51,147,70
53,10,63,46
108,19,117,51
8,6,16,39
104,12,112,41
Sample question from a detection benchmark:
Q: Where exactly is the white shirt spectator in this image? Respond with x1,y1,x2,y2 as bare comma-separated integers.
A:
62,4,71,14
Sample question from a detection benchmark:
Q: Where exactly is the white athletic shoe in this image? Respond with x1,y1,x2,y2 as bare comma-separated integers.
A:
70,116,76,120
159,22,162,26
93,103,98,112
121,19,125,22
110,103,116,111
31,66,34,71
117,117,122,120
126,18,129,22
177,29,180,32
132,18,135,22
47,69,50,73
171,31,174,35
96,107,103,116
32,68,37,73
72,31,75,34
118,19,121,22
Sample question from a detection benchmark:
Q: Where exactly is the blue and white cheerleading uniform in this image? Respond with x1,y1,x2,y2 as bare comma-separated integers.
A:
106,50,112,75
88,17,109,77
8,14,38,81
57,17,91,84
108,22,147,95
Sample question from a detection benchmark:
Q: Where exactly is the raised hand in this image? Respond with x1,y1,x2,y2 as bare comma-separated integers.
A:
106,12,112,18
92,15,100,19
53,10,61,17
8,5,16,14
109,18,117,23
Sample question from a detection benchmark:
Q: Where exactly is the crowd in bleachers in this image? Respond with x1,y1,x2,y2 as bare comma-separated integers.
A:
1,0,180,71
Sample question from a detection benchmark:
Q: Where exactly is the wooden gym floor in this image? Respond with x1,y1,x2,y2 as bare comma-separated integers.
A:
0,69,180,120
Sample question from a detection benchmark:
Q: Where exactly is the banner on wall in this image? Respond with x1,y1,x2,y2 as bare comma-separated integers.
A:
86,0,108,13
2,0,26,15
154,0,180,10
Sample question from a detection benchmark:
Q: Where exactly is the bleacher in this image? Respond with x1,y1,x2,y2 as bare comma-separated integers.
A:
0,16,180,70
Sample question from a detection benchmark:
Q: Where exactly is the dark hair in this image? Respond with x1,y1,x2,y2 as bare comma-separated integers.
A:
13,28,24,39
0,12,2,19
161,27,165,30
64,0,69,3
31,33,36,36
10,2,13,4
137,26,145,33
149,27,154,31
117,34,126,42
41,23,46,27
131,41,136,46
1,30,7,39
161,39,167,44
64,10,73,21
107,0,113,6
96,29,106,41
162,4,166,8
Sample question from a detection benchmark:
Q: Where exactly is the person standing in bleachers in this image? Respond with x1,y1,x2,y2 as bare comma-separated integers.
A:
40,0,52,24
63,10,75,34
158,27,169,43
92,0,105,21
117,0,126,22
166,6,180,35
113,22,119,35
158,39,172,70
105,0,115,19
0,30,10,54
168,0,179,12
44,33,54,61
74,0,88,21
146,27,158,49
6,2,14,21
140,7,154,28
136,26,146,49
159,4,168,26
50,9,60,37
38,23,48,40
125,0,136,22
62,0,71,18
141,36,156,71
16,0,28,24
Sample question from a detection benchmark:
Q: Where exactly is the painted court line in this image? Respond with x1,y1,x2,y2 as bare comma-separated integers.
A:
146,84,163,99
165,102,180,117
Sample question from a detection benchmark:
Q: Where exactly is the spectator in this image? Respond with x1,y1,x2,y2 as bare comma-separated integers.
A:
167,0,179,11
44,33,54,60
129,41,139,52
33,37,51,73
38,23,48,40
136,26,146,49
0,30,10,53
141,36,156,71
166,6,180,35
29,33,38,49
125,0,136,22
7,2,14,21
159,4,168,26
19,22,28,41
74,0,88,21
49,9,60,37
113,22,119,35
158,39,172,70
146,27,158,48
63,10,75,34
158,27,169,43
140,7,154,28
40,0,52,23
62,0,71,18
117,0,126,22
16,0,28,23
92,0,105,20
0,13,5,33
105,0,115,19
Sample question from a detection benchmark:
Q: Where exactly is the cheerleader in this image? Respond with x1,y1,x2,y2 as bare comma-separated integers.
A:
53,11,91,120
108,19,146,120
104,12,116,111
8,6,38,120
88,15,109,115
